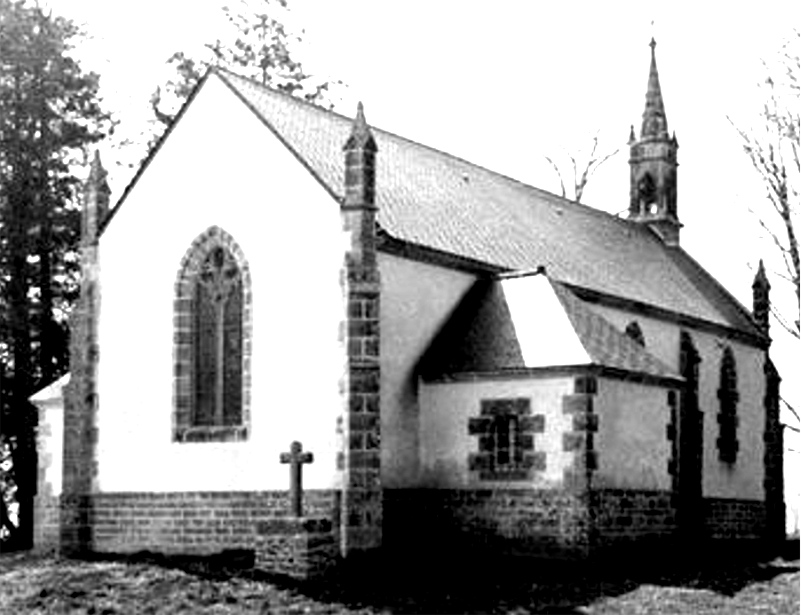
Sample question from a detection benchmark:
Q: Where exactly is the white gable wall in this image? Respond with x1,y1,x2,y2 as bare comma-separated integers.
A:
589,303,766,501
96,74,346,492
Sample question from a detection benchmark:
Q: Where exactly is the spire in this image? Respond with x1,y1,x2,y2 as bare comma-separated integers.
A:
628,38,680,245
641,37,668,139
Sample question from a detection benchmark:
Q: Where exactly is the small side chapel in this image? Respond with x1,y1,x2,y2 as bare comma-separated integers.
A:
31,40,784,575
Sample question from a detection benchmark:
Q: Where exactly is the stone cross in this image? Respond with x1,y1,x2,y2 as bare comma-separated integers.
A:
280,441,314,517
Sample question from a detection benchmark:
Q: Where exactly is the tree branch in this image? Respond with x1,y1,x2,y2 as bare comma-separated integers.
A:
770,303,800,339
781,395,800,424
544,155,567,198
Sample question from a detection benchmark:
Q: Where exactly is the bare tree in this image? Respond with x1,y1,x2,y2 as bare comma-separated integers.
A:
544,131,621,204
151,0,343,131
730,30,800,340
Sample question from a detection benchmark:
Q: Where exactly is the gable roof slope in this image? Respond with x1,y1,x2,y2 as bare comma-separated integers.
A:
107,68,763,343
418,274,680,382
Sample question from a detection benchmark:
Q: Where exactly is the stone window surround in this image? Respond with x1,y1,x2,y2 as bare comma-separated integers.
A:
173,226,252,443
716,346,739,464
468,397,546,481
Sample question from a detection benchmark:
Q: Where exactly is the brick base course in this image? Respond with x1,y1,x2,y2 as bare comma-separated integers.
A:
86,490,338,557
33,493,61,553
703,497,766,540
384,488,590,559
56,489,769,571
593,489,676,545
384,489,770,562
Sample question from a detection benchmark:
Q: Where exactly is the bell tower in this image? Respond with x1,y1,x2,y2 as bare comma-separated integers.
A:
628,38,681,245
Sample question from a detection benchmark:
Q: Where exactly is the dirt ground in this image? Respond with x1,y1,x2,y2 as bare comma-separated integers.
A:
0,550,797,614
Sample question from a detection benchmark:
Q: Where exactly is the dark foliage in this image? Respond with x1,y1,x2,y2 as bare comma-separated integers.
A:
0,0,112,549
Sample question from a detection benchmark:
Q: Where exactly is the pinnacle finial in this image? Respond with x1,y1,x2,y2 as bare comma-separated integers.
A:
355,101,366,128
753,258,770,289
88,150,110,196
344,101,377,151
752,258,771,335
89,150,104,180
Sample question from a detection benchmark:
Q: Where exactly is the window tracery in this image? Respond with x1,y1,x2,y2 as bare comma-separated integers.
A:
173,226,251,442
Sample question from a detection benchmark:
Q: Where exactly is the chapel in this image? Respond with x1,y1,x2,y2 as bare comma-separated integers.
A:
30,39,784,576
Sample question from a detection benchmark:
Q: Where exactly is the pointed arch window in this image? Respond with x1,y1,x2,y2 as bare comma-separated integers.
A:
677,331,703,518
173,226,252,442
716,346,739,464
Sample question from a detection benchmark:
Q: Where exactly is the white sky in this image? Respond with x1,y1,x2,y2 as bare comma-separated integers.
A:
51,1,796,294
49,0,799,511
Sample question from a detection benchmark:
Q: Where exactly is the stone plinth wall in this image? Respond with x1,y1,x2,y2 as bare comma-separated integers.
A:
33,494,61,553
592,489,676,551
703,497,767,540
255,517,338,579
384,488,590,559
86,490,337,555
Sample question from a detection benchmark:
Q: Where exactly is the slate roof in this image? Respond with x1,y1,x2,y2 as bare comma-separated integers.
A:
115,68,761,340
418,275,679,381
549,280,678,379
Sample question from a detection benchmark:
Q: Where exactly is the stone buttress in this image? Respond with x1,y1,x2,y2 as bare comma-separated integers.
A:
338,103,383,556
60,152,109,555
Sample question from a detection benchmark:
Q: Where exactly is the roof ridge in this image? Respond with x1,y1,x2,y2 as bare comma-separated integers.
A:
216,67,641,231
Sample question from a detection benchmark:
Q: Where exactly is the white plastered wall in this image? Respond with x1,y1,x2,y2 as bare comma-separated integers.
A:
419,377,575,488
593,378,673,490
378,254,475,487
30,374,67,550
95,74,346,492
590,304,766,500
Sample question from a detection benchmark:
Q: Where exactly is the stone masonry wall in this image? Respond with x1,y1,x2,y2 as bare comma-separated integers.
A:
255,518,338,579
703,497,767,541
33,494,60,553
384,489,590,560
592,489,676,549
89,490,338,556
